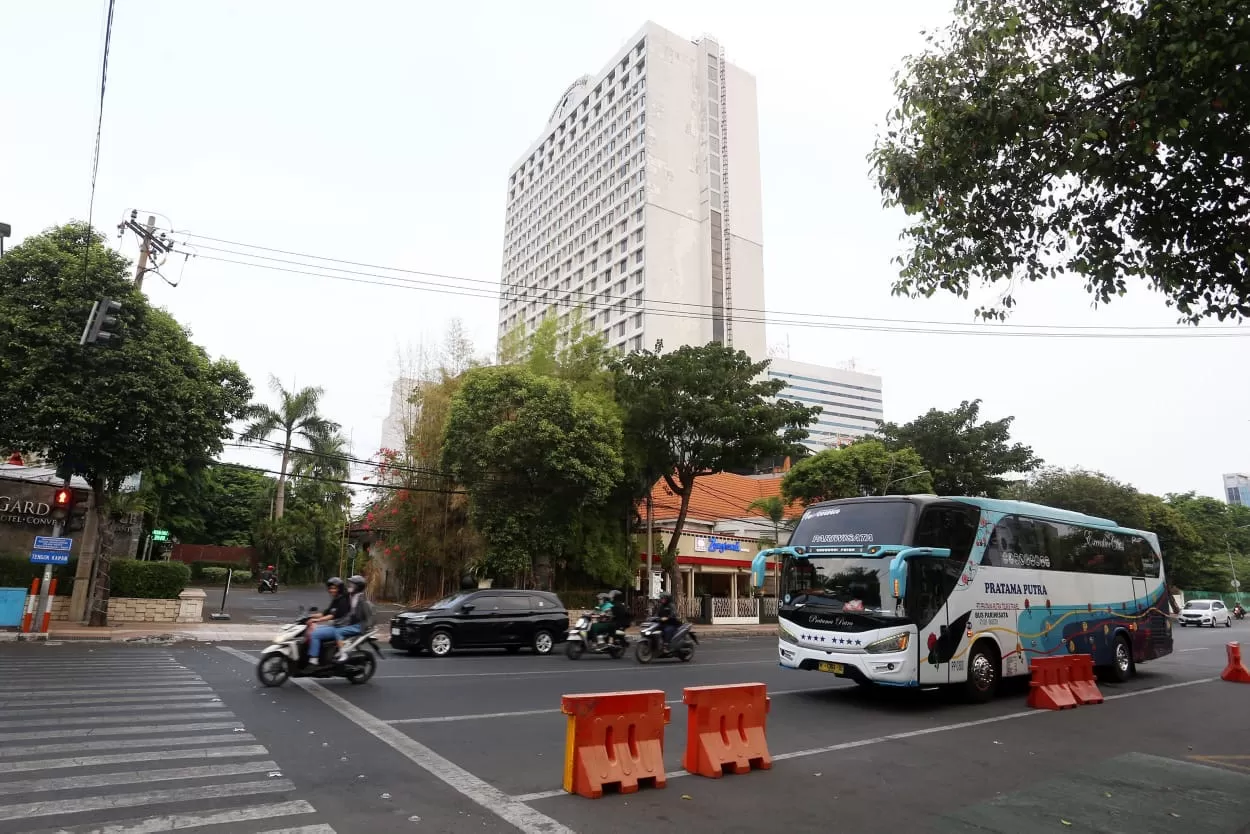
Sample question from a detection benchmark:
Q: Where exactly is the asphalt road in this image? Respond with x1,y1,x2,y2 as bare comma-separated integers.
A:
2,621,1249,833
201,583,403,626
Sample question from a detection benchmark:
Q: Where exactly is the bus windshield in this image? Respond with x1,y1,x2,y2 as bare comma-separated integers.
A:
782,501,915,614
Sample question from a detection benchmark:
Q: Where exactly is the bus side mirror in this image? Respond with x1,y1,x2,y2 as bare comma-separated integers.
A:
751,550,771,589
888,547,952,599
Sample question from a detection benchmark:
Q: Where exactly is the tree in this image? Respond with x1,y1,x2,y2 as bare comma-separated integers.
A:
240,377,339,519
441,366,624,589
878,400,1040,496
781,440,932,506
871,0,1250,322
614,343,819,599
0,223,252,624
746,496,797,546
1012,467,1146,526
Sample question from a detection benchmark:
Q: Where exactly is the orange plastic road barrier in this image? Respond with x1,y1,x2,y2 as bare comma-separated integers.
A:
561,690,670,799
1065,654,1104,705
1221,642,1250,683
1027,656,1078,710
682,682,772,779
19,578,39,633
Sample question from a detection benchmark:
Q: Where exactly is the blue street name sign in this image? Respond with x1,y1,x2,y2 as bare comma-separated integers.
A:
30,551,70,565
34,536,73,552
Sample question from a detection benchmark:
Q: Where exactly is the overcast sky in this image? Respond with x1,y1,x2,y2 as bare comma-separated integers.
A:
3,1,1246,500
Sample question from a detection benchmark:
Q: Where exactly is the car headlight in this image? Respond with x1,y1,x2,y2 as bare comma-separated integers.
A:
864,631,910,654
778,620,799,645
408,614,427,623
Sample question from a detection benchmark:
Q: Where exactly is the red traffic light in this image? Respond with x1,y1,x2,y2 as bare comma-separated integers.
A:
54,489,71,506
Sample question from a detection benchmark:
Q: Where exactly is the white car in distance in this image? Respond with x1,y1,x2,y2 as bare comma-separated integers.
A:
1178,599,1232,628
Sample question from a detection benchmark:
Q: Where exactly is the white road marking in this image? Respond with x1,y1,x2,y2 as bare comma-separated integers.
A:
0,778,297,821
0,696,223,713
0,685,211,699
0,709,228,730
384,686,837,724
254,826,337,834
0,745,271,774
377,658,775,679
0,722,243,742
508,676,1220,803
0,760,280,796
0,734,256,758
1178,647,1211,652
15,800,320,834
218,645,575,834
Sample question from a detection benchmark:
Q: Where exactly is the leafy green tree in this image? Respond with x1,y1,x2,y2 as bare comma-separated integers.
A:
0,223,252,624
871,0,1250,322
614,344,818,599
782,440,932,506
240,378,339,519
143,464,273,547
746,495,797,546
441,365,625,589
878,400,1040,496
1012,467,1145,526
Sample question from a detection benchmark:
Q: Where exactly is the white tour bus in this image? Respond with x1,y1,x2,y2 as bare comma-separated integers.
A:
751,496,1173,701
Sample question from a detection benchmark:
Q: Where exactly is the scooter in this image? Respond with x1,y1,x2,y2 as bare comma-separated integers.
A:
565,611,629,659
1235,604,1245,620
257,576,278,593
634,616,698,663
256,607,384,687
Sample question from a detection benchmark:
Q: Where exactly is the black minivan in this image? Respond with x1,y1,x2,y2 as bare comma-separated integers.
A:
389,589,569,656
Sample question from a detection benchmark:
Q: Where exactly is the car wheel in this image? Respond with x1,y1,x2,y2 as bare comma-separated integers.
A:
428,629,454,657
963,642,1000,703
533,630,555,655
1105,634,1134,682
1227,617,1233,628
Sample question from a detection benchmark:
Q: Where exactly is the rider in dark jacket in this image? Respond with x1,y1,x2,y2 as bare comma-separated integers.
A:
656,593,680,649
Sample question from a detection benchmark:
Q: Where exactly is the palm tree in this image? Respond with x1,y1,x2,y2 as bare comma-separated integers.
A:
240,376,339,520
747,495,796,598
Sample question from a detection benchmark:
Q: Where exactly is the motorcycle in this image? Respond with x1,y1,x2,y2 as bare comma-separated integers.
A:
257,576,278,594
565,611,629,659
634,616,698,663
1235,605,1245,620
256,607,384,687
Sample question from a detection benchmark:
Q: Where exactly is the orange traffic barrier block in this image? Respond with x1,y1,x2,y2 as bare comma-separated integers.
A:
1221,642,1250,684
682,683,771,779
1065,654,1104,705
1027,656,1077,710
561,690,670,799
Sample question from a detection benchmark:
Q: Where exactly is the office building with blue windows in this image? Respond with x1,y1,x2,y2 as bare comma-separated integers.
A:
1223,473,1250,506
766,357,884,452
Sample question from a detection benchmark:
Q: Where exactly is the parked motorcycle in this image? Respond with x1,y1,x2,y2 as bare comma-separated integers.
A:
256,607,384,687
634,616,698,663
257,576,278,593
565,611,628,659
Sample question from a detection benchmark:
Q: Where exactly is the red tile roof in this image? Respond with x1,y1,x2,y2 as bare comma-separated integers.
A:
645,472,803,523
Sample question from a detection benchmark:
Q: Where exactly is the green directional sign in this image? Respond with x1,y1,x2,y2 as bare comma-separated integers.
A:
151,529,171,542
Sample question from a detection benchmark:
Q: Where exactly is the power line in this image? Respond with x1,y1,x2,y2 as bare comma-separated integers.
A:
180,250,1250,340
82,0,117,278
165,230,1250,335
213,460,468,496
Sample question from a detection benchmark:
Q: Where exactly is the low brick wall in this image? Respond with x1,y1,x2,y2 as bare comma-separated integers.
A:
39,588,206,624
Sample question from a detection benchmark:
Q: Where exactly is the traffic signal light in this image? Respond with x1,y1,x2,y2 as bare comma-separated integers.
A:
50,487,72,522
79,298,123,346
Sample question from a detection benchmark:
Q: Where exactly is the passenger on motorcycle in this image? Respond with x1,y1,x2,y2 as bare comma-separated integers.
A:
330,575,372,662
588,592,615,644
656,592,680,650
307,577,350,665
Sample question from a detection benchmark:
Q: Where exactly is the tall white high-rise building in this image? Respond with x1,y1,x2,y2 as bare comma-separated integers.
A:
1224,473,1250,507
766,357,884,452
498,22,766,360
380,376,418,454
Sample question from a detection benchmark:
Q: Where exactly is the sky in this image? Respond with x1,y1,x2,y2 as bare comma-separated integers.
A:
2,1,1246,500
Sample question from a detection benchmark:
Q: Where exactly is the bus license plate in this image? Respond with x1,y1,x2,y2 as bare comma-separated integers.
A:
818,662,844,675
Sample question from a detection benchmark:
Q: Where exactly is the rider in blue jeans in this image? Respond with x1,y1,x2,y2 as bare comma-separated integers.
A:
308,577,350,665
330,575,370,662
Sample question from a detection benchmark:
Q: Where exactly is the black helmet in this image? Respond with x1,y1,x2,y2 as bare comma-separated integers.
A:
348,575,367,593
659,592,672,603
608,590,621,601
326,577,345,592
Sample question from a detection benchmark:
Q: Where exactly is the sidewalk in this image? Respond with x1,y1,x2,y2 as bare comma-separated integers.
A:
8,621,779,644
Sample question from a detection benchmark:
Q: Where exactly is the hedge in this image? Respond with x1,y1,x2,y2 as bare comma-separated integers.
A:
110,560,191,599
0,554,77,593
201,567,252,584
188,560,250,581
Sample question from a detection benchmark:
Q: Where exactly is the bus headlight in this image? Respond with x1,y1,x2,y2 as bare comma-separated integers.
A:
864,632,910,654
778,620,799,645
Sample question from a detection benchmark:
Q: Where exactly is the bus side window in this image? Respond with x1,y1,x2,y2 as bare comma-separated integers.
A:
913,506,980,564
984,516,1052,569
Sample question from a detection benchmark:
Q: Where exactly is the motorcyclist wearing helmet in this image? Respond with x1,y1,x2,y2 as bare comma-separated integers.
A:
330,574,372,661
656,592,680,650
588,592,615,644
308,577,350,665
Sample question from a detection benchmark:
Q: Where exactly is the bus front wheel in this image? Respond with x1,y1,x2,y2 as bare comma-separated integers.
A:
963,642,1000,703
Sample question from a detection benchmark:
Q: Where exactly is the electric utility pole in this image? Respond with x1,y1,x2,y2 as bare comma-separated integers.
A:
118,212,171,290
